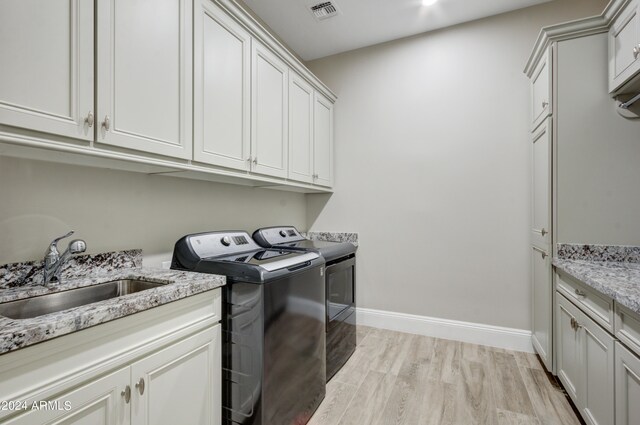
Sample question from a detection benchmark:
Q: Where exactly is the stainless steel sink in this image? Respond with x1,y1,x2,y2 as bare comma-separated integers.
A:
0,280,164,320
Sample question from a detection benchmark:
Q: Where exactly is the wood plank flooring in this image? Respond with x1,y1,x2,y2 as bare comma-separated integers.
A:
309,327,583,425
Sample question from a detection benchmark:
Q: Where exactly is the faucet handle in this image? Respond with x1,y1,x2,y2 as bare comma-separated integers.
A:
49,231,74,249
45,231,74,259
68,239,87,255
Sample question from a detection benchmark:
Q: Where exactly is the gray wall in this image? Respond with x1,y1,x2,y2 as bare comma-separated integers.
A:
556,35,640,246
0,156,306,265
306,0,608,330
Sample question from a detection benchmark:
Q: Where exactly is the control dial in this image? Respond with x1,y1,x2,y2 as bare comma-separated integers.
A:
221,236,232,246
279,230,287,237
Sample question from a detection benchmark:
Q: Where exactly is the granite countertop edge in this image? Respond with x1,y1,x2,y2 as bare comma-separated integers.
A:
552,258,640,315
0,267,225,355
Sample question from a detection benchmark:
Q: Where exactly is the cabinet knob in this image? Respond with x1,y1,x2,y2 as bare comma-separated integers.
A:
541,228,548,236
135,378,145,395
85,111,94,127
252,157,258,165
542,101,549,108
121,385,131,403
634,46,639,59
570,317,583,331
102,115,111,131
574,289,586,298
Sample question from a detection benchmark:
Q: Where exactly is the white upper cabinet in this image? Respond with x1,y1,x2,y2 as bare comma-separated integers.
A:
0,0,94,141
0,0,336,191
313,92,334,187
96,0,193,159
194,0,251,171
531,48,552,131
609,0,640,92
251,42,289,178
531,117,551,250
288,71,314,184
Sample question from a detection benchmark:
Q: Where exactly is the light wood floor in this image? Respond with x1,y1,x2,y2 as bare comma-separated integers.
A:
309,327,583,425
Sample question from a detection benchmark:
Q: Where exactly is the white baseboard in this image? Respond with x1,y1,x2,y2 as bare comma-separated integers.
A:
356,307,533,353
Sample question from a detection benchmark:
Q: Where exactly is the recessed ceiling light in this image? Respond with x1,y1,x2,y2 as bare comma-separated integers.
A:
422,0,438,5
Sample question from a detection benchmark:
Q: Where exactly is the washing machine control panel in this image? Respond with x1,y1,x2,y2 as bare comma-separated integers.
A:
186,231,260,259
253,226,305,247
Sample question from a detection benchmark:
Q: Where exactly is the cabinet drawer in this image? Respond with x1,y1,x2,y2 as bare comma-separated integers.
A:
615,303,640,357
556,270,614,332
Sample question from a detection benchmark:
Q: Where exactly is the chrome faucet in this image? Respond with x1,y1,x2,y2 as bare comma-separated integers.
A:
43,231,87,286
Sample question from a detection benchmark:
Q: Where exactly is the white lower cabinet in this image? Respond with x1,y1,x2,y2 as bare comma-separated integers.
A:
4,367,130,425
531,245,553,371
4,326,221,425
557,294,581,401
615,341,640,425
130,326,220,425
556,293,614,425
0,290,222,425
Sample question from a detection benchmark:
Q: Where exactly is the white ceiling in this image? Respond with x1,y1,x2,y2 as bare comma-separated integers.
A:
242,0,553,61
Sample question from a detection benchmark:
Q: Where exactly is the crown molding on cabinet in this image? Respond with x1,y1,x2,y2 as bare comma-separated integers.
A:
213,0,337,103
524,0,631,77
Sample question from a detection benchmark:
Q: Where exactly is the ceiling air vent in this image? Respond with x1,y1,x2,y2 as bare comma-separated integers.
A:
310,1,339,21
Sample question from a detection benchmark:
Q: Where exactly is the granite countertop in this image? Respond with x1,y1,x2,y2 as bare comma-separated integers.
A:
304,231,359,246
553,244,640,315
0,250,225,355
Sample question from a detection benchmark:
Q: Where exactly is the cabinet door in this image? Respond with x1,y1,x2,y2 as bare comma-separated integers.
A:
531,48,552,131
531,246,552,371
194,0,251,170
0,0,94,141
609,0,640,92
96,0,193,159
313,92,334,187
556,294,582,404
531,118,551,250
580,308,615,425
130,325,220,425
4,367,130,425
288,72,315,184
615,342,640,425
251,42,289,178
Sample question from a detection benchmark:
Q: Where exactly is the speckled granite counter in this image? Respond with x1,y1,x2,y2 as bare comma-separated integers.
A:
553,244,640,315
0,250,225,355
304,231,358,246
